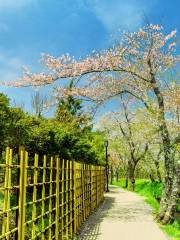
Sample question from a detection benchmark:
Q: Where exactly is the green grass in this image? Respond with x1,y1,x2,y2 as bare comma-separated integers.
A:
112,179,180,240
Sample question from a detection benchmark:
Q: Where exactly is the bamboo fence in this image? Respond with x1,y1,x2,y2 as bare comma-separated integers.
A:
0,147,105,239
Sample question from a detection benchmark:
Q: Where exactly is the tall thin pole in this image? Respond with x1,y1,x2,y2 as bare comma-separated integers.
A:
105,141,109,192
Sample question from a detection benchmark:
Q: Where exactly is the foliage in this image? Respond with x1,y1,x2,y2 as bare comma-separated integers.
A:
0,92,105,165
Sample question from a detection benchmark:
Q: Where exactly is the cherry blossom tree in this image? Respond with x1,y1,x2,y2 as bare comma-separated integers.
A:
113,99,149,191
5,24,180,224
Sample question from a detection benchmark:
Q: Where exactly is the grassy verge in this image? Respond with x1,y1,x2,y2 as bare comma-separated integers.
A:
112,179,180,240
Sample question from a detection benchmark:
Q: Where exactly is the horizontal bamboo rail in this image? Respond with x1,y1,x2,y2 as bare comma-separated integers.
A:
0,147,105,239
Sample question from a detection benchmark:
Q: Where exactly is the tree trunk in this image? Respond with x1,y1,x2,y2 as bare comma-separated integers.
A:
149,166,155,182
162,162,180,224
151,79,174,221
116,169,119,182
110,166,113,184
129,162,136,191
154,159,162,182
149,173,155,183
125,169,129,188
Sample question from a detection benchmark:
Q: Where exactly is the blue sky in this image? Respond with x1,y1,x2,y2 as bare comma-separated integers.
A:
0,0,179,116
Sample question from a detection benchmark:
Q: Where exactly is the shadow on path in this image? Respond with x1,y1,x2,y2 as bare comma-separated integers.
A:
78,186,169,240
78,191,117,240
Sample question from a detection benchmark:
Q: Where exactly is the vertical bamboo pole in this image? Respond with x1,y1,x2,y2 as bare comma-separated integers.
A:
96,166,98,207
41,155,47,240
97,167,99,205
80,164,82,225
61,159,64,240
2,147,10,236
15,147,24,240
82,164,85,222
65,160,69,239
48,157,53,239
87,165,89,217
84,164,86,220
88,165,91,216
6,148,13,240
86,165,88,217
84,164,86,219
31,153,39,239
69,161,73,238
90,165,92,213
87,165,89,216
78,163,80,227
73,161,77,235
76,163,79,230
94,166,96,209
18,150,28,240
98,167,100,204
76,163,79,231
100,167,102,201
102,167,104,201
91,165,93,211
55,157,60,240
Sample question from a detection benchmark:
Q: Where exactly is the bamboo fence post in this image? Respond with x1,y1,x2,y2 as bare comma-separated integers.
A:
86,165,88,216
41,155,47,240
61,159,65,240
73,161,77,235
80,164,82,225
2,147,10,236
85,164,87,218
89,165,90,214
15,147,24,240
82,164,85,222
86,165,88,217
91,166,94,211
79,163,81,228
97,167,99,205
6,148,13,240
18,149,28,240
100,167,102,201
76,163,79,231
31,153,39,239
48,157,53,239
69,161,73,238
55,156,60,239
65,160,69,239
90,165,92,212
2,147,12,239
83,164,85,220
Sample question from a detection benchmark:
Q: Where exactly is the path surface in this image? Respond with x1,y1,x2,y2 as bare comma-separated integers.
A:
78,186,169,240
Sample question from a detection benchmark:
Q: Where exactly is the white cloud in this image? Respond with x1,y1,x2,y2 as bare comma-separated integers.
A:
0,0,36,9
0,53,25,81
84,0,157,32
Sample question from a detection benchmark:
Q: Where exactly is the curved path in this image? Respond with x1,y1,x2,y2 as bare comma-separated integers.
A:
78,186,169,240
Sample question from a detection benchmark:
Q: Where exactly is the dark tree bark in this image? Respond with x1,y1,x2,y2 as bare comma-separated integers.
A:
116,169,119,182
154,159,162,182
110,165,113,184
149,171,155,183
149,68,175,221
125,169,129,188
129,161,136,191
162,162,180,224
149,149,162,182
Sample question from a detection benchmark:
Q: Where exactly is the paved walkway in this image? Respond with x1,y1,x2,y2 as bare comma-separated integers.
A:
78,186,169,240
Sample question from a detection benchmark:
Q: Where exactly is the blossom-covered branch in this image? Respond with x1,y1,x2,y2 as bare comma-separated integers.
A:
4,25,178,94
